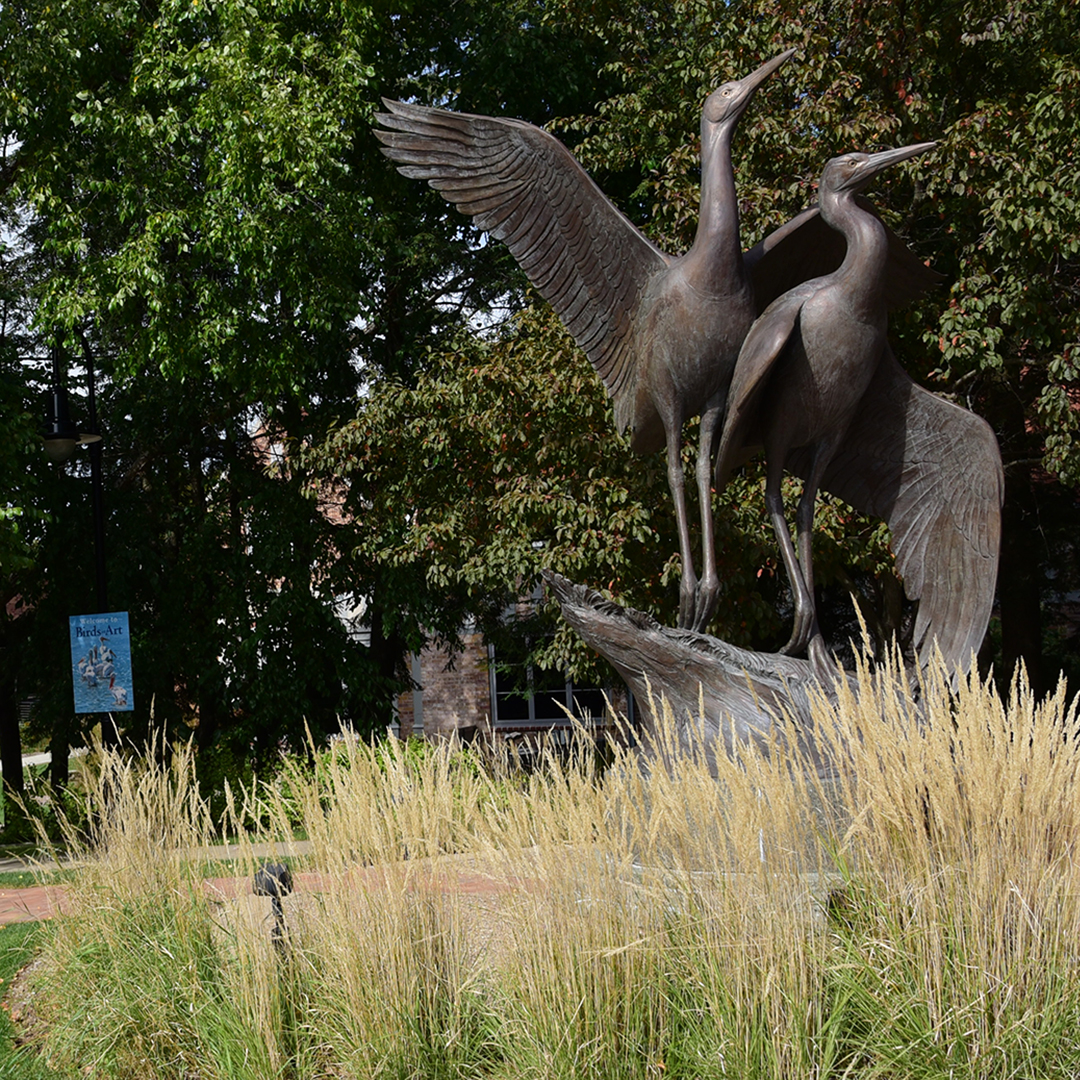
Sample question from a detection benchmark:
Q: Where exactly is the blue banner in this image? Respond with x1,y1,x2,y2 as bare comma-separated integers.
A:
69,612,134,714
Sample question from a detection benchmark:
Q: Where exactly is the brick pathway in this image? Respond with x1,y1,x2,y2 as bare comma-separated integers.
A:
0,855,535,927
0,884,69,925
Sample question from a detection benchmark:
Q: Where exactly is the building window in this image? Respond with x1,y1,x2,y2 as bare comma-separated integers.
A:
487,639,606,730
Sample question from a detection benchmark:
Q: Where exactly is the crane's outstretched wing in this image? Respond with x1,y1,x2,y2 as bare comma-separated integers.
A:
789,347,1003,675
376,100,668,427
712,282,819,487
745,200,943,314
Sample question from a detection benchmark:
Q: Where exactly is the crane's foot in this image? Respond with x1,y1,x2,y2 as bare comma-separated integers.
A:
778,603,817,657
689,577,720,633
807,633,836,678
677,573,699,630
677,575,719,632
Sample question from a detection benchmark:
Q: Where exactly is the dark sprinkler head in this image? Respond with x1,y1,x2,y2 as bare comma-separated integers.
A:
702,47,797,125
253,862,294,900
820,141,938,196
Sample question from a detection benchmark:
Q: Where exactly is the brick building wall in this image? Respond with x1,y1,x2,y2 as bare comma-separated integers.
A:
396,632,493,740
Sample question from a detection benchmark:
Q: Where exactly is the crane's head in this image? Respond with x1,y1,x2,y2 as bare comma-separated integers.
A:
821,141,937,196
703,48,796,127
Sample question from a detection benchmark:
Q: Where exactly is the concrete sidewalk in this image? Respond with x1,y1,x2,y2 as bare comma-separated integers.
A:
1,749,90,771
0,855,60,876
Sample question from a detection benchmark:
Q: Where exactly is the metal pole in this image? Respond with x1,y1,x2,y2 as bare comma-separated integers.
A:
83,349,117,751
85,351,107,613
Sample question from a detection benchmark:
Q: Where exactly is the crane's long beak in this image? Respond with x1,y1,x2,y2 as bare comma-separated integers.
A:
740,47,797,96
861,141,937,182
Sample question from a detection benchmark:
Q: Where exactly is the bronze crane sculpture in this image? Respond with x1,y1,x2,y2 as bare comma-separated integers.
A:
715,144,1003,673
376,50,796,631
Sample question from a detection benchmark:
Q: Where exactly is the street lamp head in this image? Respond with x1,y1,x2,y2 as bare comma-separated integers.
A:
43,388,79,461
253,862,294,900
42,387,101,462
42,435,78,462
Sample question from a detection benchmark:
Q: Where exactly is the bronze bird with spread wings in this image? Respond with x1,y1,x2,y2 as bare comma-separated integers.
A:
716,144,1003,674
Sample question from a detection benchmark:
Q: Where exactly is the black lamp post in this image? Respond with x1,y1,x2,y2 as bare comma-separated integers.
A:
42,346,116,751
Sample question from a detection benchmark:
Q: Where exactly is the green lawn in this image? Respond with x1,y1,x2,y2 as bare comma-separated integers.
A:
0,923,63,1079
0,871,43,889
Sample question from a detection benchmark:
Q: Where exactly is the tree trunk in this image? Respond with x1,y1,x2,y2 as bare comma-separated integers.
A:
982,370,1047,698
367,588,410,732
49,729,69,792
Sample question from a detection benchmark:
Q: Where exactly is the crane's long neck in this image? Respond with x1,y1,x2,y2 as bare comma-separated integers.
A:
821,193,890,321
687,123,745,294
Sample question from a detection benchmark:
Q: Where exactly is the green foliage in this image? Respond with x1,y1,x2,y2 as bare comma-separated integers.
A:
367,0,1080,664
5,0,378,398
193,740,262,827
0,389,38,578
5,765,88,845
0,0,628,752
0,363,39,578
2,0,405,749
0,220,44,581
313,301,795,672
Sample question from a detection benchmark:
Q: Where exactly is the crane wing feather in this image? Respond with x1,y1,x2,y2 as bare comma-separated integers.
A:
714,285,815,487
376,100,668,425
788,348,1003,674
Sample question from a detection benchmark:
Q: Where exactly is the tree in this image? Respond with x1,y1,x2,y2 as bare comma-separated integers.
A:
313,300,802,682
818,0,1080,692
1,0,393,761
0,160,47,802
0,0,623,760
9,0,1073,771
312,1,935,673
0,188,40,580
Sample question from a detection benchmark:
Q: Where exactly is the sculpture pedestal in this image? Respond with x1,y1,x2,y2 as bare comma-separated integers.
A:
544,571,847,776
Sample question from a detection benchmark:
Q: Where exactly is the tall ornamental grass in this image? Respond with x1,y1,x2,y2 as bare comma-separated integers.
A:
16,656,1080,1080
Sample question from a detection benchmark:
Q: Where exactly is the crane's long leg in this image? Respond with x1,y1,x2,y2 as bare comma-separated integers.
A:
789,442,839,655
788,482,822,654
764,453,815,655
666,425,700,630
690,396,724,631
